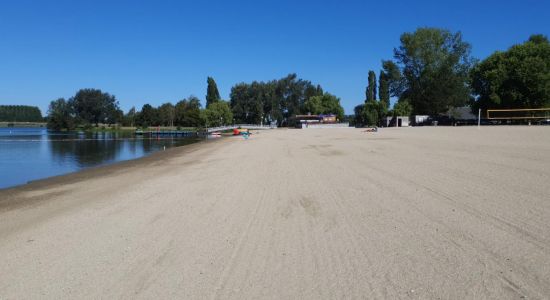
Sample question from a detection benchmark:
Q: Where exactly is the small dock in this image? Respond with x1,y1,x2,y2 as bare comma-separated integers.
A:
206,124,277,133
138,130,197,137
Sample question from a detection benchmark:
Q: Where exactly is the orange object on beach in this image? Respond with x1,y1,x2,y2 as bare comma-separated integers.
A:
233,128,250,135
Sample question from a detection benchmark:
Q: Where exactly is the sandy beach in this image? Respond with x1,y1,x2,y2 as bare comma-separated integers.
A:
1,126,549,299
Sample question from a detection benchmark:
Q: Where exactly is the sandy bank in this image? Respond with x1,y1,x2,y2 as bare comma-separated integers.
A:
1,126,549,299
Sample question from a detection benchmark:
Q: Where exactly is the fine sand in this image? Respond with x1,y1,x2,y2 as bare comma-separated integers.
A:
1,127,549,299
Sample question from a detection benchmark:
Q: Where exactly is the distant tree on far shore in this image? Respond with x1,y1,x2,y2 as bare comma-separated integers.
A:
470,34,550,111
158,102,175,127
70,89,122,126
47,98,75,130
122,107,137,127
136,104,159,128
0,105,43,122
206,77,221,108
175,96,202,127
46,89,122,130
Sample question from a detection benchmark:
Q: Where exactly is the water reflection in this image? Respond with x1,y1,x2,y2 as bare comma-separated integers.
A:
0,128,199,189
49,133,122,167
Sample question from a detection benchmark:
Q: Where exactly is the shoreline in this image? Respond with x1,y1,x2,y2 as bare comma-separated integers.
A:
0,136,225,211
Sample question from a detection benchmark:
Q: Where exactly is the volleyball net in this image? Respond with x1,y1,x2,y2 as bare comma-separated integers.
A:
486,108,550,120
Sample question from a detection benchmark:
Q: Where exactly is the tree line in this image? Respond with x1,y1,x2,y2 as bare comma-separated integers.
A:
46,90,205,130
0,105,43,122
228,74,343,126
46,74,345,130
355,28,549,126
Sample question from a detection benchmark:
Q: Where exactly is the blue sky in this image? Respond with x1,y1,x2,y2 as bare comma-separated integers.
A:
1,0,548,115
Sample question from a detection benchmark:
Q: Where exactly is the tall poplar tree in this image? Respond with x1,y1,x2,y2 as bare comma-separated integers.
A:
366,71,377,101
378,71,390,108
206,76,221,108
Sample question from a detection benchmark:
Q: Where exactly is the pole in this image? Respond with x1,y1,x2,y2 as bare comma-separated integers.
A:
478,109,481,128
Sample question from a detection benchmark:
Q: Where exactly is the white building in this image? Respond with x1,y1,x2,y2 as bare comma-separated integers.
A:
381,116,409,127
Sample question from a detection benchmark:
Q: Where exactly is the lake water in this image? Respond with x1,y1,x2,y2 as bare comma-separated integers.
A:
0,127,200,189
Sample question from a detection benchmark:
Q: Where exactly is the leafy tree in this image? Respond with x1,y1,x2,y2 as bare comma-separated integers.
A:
229,74,330,126
110,108,124,126
136,104,159,127
390,27,474,115
393,100,413,116
470,34,550,111
158,102,175,127
229,83,250,123
304,95,322,115
47,98,75,130
353,104,365,126
366,71,377,101
206,77,221,108
201,101,233,127
175,96,202,127
123,106,137,127
70,88,121,125
363,100,379,126
382,60,404,97
304,93,345,120
0,105,43,122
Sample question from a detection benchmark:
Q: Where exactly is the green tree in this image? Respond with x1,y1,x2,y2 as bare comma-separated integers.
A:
393,100,413,116
110,108,124,126
123,106,137,127
304,93,345,120
366,71,377,101
382,60,404,97
391,27,474,115
158,102,175,127
0,105,43,122
353,104,365,126
70,88,121,125
228,74,340,126
470,34,550,111
47,98,75,130
206,77,221,108
136,104,159,127
201,101,233,127
175,96,202,127
363,100,379,126
303,95,323,115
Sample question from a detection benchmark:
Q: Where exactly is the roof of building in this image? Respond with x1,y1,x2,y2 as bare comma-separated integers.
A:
295,114,336,118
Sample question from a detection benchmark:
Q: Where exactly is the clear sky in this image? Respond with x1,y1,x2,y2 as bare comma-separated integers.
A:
1,0,548,115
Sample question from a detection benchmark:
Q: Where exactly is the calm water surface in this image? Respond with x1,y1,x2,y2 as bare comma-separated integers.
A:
0,127,200,189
